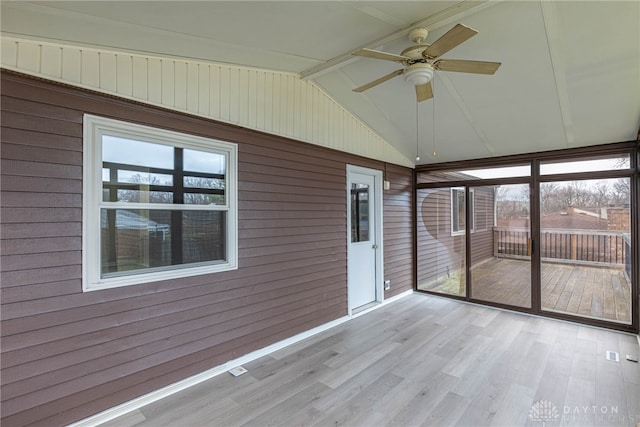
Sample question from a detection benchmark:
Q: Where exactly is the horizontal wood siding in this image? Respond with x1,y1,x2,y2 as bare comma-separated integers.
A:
0,71,413,426
417,186,497,288
470,187,495,266
383,165,414,297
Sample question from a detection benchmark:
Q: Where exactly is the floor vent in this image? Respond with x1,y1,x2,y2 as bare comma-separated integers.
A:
605,350,620,362
228,366,248,377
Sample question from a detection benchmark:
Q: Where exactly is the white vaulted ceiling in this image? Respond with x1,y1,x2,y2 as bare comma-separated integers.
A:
2,1,639,165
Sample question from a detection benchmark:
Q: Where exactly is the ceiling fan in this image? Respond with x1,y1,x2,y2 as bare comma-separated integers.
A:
352,24,501,102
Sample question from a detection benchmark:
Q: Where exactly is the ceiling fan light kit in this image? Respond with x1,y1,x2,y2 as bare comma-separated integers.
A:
352,24,501,102
403,63,434,86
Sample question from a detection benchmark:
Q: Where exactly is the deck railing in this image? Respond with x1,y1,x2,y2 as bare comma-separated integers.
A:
493,227,628,266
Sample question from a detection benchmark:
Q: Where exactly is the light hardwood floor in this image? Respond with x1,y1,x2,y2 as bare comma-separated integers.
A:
103,293,640,427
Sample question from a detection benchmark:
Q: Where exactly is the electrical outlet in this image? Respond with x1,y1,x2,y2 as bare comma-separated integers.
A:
384,280,391,290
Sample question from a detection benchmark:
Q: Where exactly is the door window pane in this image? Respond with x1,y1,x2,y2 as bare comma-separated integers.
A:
351,183,370,242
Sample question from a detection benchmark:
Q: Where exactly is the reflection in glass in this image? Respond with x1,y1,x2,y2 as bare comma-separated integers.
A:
184,149,226,174
351,184,369,242
451,188,467,234
101,209,226,277
101,137,226,205
416,188,466,297
470,184,531,308
103,136,173,169
184,176,226,205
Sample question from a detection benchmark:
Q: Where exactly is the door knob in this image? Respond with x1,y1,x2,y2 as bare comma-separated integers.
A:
372,244,378,249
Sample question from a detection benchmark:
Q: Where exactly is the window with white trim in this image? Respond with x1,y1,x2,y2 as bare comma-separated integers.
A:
83,115,237,291
451,187,474,235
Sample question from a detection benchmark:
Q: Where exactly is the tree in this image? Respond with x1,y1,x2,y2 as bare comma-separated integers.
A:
591,181,610,208
611,178,630,206
118,173,173,203
540,182,560,215
183,176,226,205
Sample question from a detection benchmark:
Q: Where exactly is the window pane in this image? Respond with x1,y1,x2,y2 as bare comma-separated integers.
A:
116,189,173,204
102,136,175,204
183,176,226,205
453,188,465,232
540,178,631,324
417,164,530,183
417,187,466,297
470,184,531,308
183,176,225,189
540,154,630,175
102,138,227,205
117,170,173,185
182,211,227,264
350,183,369,242
184,149,225,174
101,209,226,278
103,136,173,169
183,193,225,205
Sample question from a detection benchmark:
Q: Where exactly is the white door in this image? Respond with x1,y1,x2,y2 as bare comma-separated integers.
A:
347,166,382,312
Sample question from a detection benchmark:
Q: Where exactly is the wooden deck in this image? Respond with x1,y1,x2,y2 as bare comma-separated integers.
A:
420,257,631,324
540,260,631,323
102,293,640,427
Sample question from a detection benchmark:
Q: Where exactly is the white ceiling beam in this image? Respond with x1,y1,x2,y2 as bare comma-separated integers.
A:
300,1,502,80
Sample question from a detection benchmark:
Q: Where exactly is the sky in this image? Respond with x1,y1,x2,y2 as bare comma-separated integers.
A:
461,156,629,179
102,135,226,177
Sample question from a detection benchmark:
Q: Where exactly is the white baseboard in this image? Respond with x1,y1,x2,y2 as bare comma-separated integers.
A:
352,289,414,318
69,290,414,426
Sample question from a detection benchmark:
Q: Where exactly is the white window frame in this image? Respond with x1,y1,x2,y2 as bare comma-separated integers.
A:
451,187,474,235
82,114,238,291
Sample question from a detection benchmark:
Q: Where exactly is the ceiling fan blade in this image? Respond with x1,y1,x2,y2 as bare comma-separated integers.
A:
353,69,404,93
423,24,478,59
352,48,410,63
434,59,501,74
415,81,433,102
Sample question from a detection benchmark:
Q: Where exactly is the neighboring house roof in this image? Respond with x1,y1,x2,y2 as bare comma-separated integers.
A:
540,211,608,230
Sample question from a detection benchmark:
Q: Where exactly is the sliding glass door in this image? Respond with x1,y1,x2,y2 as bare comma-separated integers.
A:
470,184,532,308
416,150,636,330
538,156,633,325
